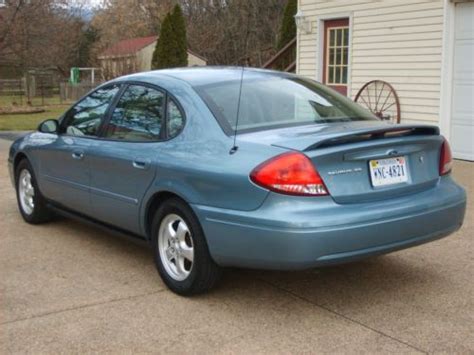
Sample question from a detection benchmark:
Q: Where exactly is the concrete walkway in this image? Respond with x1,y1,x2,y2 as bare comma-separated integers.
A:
0,138,472,353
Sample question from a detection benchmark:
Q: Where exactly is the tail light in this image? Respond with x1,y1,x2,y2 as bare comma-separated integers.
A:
250,152,328,196
439,138,453,176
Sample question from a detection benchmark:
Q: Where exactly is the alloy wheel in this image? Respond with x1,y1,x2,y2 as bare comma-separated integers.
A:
158,214,194,281
18,169,35,215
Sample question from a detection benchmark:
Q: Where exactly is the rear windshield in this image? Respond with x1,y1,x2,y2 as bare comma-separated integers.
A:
194,74,378,134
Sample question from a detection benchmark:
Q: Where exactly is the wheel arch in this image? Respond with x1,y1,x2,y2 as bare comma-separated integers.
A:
143,190,190,240
13,152,29,177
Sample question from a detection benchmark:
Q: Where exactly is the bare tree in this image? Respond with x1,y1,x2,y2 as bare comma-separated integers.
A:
91,0,286,67
100,55,139,81
91,0,174,54
0,0,91,74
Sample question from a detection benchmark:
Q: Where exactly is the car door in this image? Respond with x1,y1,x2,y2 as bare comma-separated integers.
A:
38,85,121,214
87,84,171,234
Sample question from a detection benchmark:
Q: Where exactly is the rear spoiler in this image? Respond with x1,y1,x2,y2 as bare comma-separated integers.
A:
304,125,440,151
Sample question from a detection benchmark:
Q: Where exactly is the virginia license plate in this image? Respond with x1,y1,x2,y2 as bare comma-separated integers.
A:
369,156,408,187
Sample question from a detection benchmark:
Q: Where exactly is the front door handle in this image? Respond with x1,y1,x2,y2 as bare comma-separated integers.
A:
72,151,84,160
133,159,150,170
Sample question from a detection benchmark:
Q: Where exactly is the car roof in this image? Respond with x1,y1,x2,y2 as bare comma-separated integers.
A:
126,67,295,87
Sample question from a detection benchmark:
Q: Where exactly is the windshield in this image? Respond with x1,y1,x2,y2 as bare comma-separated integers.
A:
194,74,378,134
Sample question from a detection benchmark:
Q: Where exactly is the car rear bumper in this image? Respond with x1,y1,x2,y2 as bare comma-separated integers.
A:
192,176,466,270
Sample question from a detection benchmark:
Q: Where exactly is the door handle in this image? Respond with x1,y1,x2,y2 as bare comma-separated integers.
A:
72,151,84,160
132,159,150,170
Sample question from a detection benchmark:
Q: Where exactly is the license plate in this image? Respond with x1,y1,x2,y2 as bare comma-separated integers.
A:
369,156,408,187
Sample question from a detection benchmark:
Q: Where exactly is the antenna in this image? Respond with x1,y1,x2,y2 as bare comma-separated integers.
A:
229,67,245,155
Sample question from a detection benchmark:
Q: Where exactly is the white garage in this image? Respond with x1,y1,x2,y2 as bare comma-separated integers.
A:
450,2,474,161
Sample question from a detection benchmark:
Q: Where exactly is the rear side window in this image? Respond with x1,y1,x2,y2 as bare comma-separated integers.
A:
104,85,164,141
167,98,185,138
63,85,120,137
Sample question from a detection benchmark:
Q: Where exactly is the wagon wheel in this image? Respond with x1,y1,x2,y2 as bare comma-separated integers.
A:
354,80,401,124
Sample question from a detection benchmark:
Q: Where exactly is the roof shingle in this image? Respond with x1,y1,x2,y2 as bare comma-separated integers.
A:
101,36,157,57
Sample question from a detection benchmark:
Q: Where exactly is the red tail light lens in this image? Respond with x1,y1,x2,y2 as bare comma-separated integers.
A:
439,138,453,175
250,152,328,196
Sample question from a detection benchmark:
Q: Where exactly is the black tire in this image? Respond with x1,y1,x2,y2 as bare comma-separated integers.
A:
15,159,53,224
151,197,222,296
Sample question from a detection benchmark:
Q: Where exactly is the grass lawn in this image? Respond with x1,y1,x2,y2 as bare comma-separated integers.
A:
0,105,69,131
0,95,71,131
0,94,66,107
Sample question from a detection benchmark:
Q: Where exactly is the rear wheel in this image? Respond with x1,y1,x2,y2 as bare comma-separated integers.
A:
15,159,53,224
151,198,222,295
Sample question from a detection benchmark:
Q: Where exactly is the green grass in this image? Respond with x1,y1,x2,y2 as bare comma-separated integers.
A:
0,94,72,131
0,94,67,107
0,105,69,131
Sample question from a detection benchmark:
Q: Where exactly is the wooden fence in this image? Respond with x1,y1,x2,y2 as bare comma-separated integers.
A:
0,77,61,106
59,82,102,102
0,79,27,97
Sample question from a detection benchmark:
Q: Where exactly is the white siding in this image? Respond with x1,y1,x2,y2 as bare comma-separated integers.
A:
298,0,445,125
188,52,207,67
138,43,207,70
138,43,156,71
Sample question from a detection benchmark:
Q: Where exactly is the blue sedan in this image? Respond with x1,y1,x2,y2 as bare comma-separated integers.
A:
8,68,466,295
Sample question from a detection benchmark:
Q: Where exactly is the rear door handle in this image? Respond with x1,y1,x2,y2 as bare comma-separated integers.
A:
72,151,84,160
133,159,150,170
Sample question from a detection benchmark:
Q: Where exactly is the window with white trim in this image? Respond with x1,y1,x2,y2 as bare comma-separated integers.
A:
326,27,349,85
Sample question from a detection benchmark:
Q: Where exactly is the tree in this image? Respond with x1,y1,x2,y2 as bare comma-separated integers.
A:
91,0,287,67
0,0,89,75
277,0,297,49
151,13,174,69
76,26,100,68
91,0,174,52
171,4,188,67
151,5,188,69
183,0,286,66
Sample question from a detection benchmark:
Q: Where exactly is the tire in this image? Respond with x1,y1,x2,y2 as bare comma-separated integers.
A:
151,197,222,296
15,159,53,224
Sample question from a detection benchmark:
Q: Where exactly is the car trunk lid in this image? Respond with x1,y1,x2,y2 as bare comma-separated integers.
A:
241,122,443,203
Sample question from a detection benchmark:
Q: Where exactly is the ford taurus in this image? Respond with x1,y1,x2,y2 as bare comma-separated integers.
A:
8,68,466,295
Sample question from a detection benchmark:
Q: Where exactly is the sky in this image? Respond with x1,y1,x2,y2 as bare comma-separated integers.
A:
87,0,102,7
67,0,103,9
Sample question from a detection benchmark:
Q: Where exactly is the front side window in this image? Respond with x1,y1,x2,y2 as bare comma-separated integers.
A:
63,85,120,137
195,75,377,134
104,85,164,141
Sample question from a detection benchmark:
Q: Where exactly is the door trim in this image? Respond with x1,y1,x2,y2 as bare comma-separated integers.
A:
89,186,139,205
440,0,474,161
42,174,89,192
317,12,353,97
439,0,455,140
322,18,350,96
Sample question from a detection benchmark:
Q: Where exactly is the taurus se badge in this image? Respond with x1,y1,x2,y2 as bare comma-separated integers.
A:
327,168,363,176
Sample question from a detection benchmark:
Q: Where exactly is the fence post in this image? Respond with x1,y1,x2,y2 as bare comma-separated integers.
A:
41,79,44,106
18,79,23,106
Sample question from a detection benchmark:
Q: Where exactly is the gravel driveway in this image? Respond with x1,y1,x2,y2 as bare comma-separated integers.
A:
0,138,472,353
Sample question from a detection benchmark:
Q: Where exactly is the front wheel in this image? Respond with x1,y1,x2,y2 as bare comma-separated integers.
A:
15,159,53,224
151,198,222,296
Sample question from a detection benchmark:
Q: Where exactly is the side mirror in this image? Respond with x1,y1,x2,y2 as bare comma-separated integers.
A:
38,119,59,134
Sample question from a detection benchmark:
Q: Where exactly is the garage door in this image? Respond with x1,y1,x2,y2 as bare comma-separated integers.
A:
451,2,474,161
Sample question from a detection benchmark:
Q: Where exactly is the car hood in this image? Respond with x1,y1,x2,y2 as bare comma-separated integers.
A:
238,121,439,152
